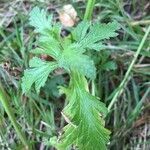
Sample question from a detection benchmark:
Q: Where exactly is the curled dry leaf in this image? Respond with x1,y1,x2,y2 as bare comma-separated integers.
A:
58,4,77,27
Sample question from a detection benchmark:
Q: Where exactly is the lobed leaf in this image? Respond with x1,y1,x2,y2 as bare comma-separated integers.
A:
31,36,61,60
22,57,58,93
72,21,120,52
58,44,96,79
52,72,110,150
72,21,90,41
29,7,52,34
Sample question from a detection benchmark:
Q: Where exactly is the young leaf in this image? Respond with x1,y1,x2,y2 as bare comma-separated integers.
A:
22,57,58,93
29,7,52,34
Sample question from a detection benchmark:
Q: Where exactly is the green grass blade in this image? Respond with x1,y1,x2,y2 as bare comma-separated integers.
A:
0,82,30,149
108,25,150,111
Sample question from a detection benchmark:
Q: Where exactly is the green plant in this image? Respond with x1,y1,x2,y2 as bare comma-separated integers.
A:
21,6,120,150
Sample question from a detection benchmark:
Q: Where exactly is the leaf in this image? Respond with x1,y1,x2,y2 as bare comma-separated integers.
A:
101,61,117,71
87,43,106,51
72,21,120,51
52,72,110,150
58,44,96,79
72,21,91,41
29,7,62,59
22,57,58,93
43,75,65,98
31,36,61,60
29,7,52,34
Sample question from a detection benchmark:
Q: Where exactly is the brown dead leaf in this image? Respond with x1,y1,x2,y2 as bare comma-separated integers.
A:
58,4,77,27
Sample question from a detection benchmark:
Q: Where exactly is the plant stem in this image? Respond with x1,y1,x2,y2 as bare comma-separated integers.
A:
0,83,29,149
108,25,150,111
84,0,96,96
84,0,96,21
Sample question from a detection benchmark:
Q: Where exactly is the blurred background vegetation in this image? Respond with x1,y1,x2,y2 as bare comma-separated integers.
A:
0,0,150,149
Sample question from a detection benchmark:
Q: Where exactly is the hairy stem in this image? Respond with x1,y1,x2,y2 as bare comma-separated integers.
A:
84,0,96,21
0,82,29,149
108,25,150,111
